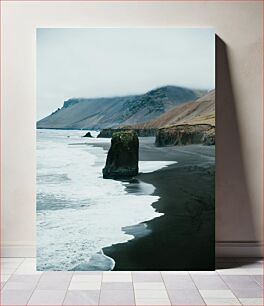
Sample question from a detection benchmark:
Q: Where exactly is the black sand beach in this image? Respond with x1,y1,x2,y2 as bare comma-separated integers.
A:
95,138,215,271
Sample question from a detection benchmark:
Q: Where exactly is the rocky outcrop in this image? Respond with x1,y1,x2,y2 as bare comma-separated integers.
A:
202,127,215,145
98,129,123,138
97,128,157,138
103,131,139,179
155,124,215,147
83,131,93,137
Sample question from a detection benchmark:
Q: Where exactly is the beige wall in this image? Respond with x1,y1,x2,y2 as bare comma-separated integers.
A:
1,1,262,257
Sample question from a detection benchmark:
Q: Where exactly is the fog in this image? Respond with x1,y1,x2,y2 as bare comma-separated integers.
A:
37,28,215,120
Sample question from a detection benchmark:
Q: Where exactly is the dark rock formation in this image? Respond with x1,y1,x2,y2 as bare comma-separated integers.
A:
83,131,93,138
202,128,215,145
155,124,215,146
103,131,139,179
97,128,157,138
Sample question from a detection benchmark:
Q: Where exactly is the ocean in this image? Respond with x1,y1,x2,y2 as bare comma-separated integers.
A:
37,129,174,271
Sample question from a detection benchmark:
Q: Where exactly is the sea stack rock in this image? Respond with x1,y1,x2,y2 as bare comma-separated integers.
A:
83,132,93,138
103,131,139,179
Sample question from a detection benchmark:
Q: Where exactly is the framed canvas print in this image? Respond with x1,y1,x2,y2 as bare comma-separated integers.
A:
36,28,215,271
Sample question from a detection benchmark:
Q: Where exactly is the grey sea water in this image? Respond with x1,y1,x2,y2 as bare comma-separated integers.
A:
37,129,174,271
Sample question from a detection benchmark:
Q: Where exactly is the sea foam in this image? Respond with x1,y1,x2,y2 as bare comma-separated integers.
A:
37,129,175,271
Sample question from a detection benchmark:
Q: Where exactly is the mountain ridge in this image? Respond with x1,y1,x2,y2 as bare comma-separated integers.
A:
37,85,207,130
121,89,215,129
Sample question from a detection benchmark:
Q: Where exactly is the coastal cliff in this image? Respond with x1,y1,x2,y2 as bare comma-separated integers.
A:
155,124,215,146
97,128,157,138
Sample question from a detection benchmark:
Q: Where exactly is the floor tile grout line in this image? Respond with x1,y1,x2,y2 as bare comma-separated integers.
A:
97,271,104,306
249,268,264,290
1,257,26,288
188,271,208,305
1,259,23,269
249,274,263,289
160,271,173,306
217,272,244,305
25,267,47,305
0,274,13,291
1,259,263,306
130,271,137,306
3,257,26,276
132,272,169,304
61,272,74,306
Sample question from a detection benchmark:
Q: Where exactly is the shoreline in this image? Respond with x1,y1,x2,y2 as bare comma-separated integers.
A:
92,138,215,271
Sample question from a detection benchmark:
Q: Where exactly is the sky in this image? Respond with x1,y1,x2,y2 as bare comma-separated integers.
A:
37,28,215,120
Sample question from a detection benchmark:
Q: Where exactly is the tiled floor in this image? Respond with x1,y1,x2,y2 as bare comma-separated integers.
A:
0,258,263,305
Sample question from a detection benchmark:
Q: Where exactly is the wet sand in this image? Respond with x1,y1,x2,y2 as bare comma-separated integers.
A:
95,138,215,270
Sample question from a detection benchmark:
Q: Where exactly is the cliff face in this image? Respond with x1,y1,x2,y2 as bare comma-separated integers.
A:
103,131,139,179
37,86,205,130
155,124,215,146
97,128,157,138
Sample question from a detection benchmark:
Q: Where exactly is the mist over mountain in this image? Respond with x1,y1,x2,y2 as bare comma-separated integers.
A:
37,86,207,130
125,89,215,129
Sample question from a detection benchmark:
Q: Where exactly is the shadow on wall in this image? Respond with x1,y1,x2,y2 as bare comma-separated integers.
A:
215,36,259,267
